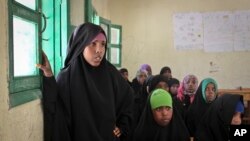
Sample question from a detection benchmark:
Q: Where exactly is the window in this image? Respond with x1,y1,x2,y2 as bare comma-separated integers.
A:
99,18,122,67
8,0,68,107
99,17,111,61
8,0,42,107
109,24,122,67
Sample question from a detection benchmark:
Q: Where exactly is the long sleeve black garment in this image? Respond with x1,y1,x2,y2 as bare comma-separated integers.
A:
132,96,190,141
42,61,134,141
195,94,243,141
185,79,218,137
42,23,134,141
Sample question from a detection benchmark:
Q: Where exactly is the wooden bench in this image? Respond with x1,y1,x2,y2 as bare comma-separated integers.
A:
218,88,250,124
218,89,250,100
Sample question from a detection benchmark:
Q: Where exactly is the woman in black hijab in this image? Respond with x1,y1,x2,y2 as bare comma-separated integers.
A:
185,78,218,138
148,74,169,93
159,66,172,80
38,22,134,141
195,94,244,141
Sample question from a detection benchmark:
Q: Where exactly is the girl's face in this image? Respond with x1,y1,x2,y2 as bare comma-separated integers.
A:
121,72,129,80
138,72,147,85
170,84,179,96
185,77,197,93
152,106,173,126
155,82,169,92
163,71,172,79
83,34,106,67
205,83,216,103
231,112,242,125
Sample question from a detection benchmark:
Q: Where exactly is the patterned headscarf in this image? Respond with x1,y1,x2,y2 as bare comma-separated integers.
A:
177,74,198,103
140,64,152,76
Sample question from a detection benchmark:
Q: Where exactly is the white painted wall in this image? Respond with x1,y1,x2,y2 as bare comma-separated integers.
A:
108,0,250,88
0,0,91,140
0,0,43,141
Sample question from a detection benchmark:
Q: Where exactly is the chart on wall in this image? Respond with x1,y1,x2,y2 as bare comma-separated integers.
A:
173,10,250,52
173,12,203,50
234,10,250,51
203,11,234,52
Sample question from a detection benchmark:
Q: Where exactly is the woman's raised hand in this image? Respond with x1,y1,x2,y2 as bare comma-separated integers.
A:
36,51,53,77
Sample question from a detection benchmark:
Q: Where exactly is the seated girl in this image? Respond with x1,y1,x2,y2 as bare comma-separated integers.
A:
133,89,190,141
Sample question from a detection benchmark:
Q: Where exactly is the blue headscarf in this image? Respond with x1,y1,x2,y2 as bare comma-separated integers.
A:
235,101,244,113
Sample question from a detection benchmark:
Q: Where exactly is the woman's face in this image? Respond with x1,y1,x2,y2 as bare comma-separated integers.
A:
185,77,197,93
121,72,129,80
152,106,173,126
163,71,172,79
138,72,147,85
231,112,242,125
205,83,216,103
156,82,169,92
170,84,179,96
83,34,106,67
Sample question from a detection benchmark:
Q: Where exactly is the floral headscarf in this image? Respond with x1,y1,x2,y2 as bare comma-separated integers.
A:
177,74,198,103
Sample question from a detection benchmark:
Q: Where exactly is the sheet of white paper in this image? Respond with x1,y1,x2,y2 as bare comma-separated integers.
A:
173,12,203,50
203,11,234,52
234,10,250,51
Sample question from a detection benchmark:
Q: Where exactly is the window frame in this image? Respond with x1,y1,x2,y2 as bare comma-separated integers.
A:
99,17,111,61
8,0,42,107
99,18,122,67
109,24,122,67
8,0,69,107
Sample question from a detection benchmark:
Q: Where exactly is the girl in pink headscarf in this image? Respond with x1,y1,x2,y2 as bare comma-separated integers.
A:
175,74,198,119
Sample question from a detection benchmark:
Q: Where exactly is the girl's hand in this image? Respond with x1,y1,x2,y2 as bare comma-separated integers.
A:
113,126,121,138
36,51,53,77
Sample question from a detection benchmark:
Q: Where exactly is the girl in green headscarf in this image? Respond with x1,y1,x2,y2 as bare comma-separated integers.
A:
133,89,190,141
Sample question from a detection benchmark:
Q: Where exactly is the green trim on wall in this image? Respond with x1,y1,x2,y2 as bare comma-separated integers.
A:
54,0,63,75
12,3,39,22
8,0,42,108
99,17,111,61
9,89,42,107
85,0,93,22
9,76,41,93
110,24,122,67
61,0,70,65
8,0,68,108
99,17,122,67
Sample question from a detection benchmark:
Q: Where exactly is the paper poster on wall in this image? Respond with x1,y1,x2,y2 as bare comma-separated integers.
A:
173,12,203,50
234,10,250,51
203,11,234,52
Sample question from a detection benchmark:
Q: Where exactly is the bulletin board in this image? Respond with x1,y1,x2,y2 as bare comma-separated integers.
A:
173,12,203,50
173,10,250,52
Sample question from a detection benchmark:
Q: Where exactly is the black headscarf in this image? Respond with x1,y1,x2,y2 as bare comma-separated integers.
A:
148,75,169,93
43,22,134,141
185,78,218,137
132,95,190,141
64,23,106,67
167,78,179,98
159,66,171,75
195,94,244,141
167,78,179,88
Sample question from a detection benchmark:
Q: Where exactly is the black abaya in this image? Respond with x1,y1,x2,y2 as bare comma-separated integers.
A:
42,23,134,141
195,94,244,141
132,96,190,141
